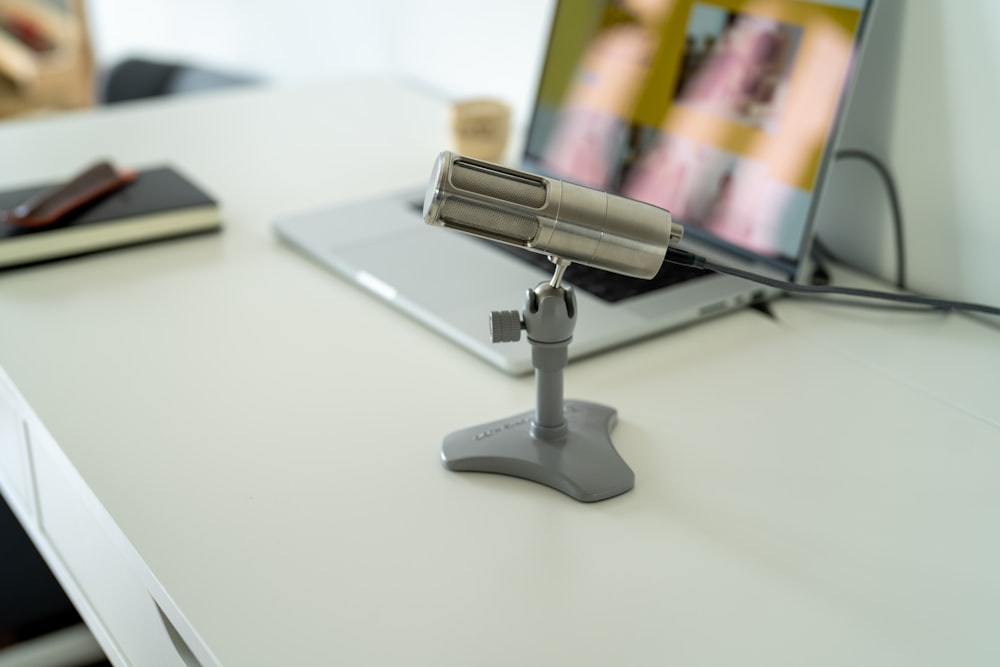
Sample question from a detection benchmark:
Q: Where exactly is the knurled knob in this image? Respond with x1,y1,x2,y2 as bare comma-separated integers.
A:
489,310,522,343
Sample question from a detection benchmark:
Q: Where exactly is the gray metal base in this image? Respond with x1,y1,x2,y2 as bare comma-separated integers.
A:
441,400,634,502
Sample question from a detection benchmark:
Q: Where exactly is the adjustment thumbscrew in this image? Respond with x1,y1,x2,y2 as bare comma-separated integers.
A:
489,310,522,343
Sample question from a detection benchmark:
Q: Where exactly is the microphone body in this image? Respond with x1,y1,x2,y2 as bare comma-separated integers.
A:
423,151,682,279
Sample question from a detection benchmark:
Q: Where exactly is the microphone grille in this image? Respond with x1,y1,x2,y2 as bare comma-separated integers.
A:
439,199,539,244
451,160,547,208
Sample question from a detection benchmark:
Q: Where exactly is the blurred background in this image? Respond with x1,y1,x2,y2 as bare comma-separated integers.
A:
3,0,998,315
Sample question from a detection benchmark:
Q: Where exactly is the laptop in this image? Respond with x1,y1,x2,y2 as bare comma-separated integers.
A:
274,0,875,375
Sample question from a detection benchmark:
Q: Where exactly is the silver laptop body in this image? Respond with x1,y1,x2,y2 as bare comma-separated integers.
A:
275,0,875,375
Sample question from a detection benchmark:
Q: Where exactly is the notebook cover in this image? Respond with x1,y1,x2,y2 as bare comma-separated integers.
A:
0,165,220,267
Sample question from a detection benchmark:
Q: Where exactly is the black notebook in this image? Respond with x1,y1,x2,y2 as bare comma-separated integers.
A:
0,166,221,269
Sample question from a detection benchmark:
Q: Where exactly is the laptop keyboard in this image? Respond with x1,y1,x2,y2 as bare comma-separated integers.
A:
490,243,710,303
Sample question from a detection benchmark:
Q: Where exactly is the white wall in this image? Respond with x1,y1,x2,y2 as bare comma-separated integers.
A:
85,0,1000,314
87,0,396,80
385,0,554,126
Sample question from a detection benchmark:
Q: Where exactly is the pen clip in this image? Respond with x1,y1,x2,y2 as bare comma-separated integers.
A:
2,160,137,228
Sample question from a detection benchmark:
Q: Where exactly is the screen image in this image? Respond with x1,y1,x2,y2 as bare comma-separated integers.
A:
524,0,867,265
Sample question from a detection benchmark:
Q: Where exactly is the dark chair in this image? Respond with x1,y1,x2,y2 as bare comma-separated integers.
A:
102,57,259,104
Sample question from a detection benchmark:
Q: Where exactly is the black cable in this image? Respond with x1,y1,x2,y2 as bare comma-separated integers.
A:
832,148,906,289
787,296,942,313
664,248,1000,317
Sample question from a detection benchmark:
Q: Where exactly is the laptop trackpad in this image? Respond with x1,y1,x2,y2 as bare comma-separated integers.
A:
331,225,552,312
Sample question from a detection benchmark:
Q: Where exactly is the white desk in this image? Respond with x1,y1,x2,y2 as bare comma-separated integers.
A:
1,79,998,666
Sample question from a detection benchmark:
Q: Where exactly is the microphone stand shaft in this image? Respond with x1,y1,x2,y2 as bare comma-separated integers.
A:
440,278,635,502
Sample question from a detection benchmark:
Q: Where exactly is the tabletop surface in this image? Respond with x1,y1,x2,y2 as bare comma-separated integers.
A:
1,79,999,666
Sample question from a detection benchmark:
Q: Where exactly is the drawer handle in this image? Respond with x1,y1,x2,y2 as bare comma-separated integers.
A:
155,600,204,667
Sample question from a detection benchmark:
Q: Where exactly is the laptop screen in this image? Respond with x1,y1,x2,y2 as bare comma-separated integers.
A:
522,0,872,273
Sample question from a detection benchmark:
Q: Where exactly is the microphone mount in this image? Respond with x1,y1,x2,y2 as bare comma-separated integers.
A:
440,256,634,502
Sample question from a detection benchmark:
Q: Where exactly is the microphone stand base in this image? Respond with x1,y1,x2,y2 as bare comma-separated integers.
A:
441,400,633,503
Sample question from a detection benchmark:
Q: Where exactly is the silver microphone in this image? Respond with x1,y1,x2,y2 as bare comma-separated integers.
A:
423,151,684,279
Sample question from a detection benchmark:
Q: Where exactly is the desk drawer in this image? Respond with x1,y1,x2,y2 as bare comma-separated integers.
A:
0,370,34,519
30,420,204,667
